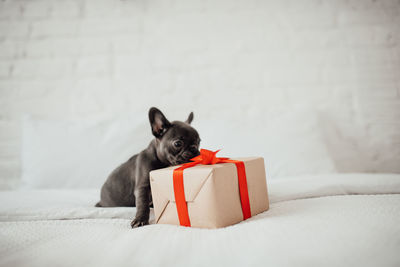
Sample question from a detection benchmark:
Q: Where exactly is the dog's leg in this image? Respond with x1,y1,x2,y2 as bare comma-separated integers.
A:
131,184,150,228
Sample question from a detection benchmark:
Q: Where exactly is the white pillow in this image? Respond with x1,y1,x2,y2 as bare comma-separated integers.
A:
21,115,152,189
195,109,337,178
21,108,336,189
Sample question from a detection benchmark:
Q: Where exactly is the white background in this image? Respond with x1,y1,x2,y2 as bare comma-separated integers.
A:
0,0,399,188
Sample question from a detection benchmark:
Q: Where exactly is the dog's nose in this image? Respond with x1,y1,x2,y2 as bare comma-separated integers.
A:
192,150,200,157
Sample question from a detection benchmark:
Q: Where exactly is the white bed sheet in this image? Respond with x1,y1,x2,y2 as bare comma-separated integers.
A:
0,173,399,267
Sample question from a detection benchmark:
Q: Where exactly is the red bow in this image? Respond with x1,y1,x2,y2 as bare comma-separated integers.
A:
173,149,251,227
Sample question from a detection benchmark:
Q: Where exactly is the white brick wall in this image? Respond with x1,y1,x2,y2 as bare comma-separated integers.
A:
0,0,399,189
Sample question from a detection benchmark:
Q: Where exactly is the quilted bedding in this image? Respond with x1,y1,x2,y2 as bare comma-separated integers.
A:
0,173,399,267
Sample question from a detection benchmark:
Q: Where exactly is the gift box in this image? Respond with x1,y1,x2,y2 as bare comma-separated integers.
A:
149,149,269,228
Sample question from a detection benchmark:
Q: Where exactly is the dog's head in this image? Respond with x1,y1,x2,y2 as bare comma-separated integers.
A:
149,107,201,166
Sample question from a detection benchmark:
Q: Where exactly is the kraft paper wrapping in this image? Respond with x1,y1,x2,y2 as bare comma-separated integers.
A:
150,157,269,228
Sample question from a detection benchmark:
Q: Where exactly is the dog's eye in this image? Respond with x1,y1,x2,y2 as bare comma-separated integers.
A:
174,140,183,148
190,145,198,153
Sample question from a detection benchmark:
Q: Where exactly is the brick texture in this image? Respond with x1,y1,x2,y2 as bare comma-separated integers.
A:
0,0,399,189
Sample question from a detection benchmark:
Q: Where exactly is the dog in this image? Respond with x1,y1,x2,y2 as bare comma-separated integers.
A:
96,107,201,228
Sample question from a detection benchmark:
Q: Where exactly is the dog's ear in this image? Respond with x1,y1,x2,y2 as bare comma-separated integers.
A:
149,107,171,138
186,112,194,124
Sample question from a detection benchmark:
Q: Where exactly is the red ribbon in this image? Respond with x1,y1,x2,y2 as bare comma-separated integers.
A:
173,149,251,227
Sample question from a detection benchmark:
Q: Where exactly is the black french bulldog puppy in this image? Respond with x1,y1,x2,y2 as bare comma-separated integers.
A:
96,107,201,228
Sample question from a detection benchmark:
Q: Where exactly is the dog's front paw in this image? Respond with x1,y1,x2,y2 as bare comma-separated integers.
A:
131,217,149,228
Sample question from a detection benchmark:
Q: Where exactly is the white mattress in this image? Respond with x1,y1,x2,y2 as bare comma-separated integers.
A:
1,173,400,267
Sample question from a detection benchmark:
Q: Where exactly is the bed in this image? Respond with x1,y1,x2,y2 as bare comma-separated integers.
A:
1,173,399,267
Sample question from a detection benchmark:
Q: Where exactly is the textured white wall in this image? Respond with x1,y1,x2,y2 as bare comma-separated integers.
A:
1,0,400,188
